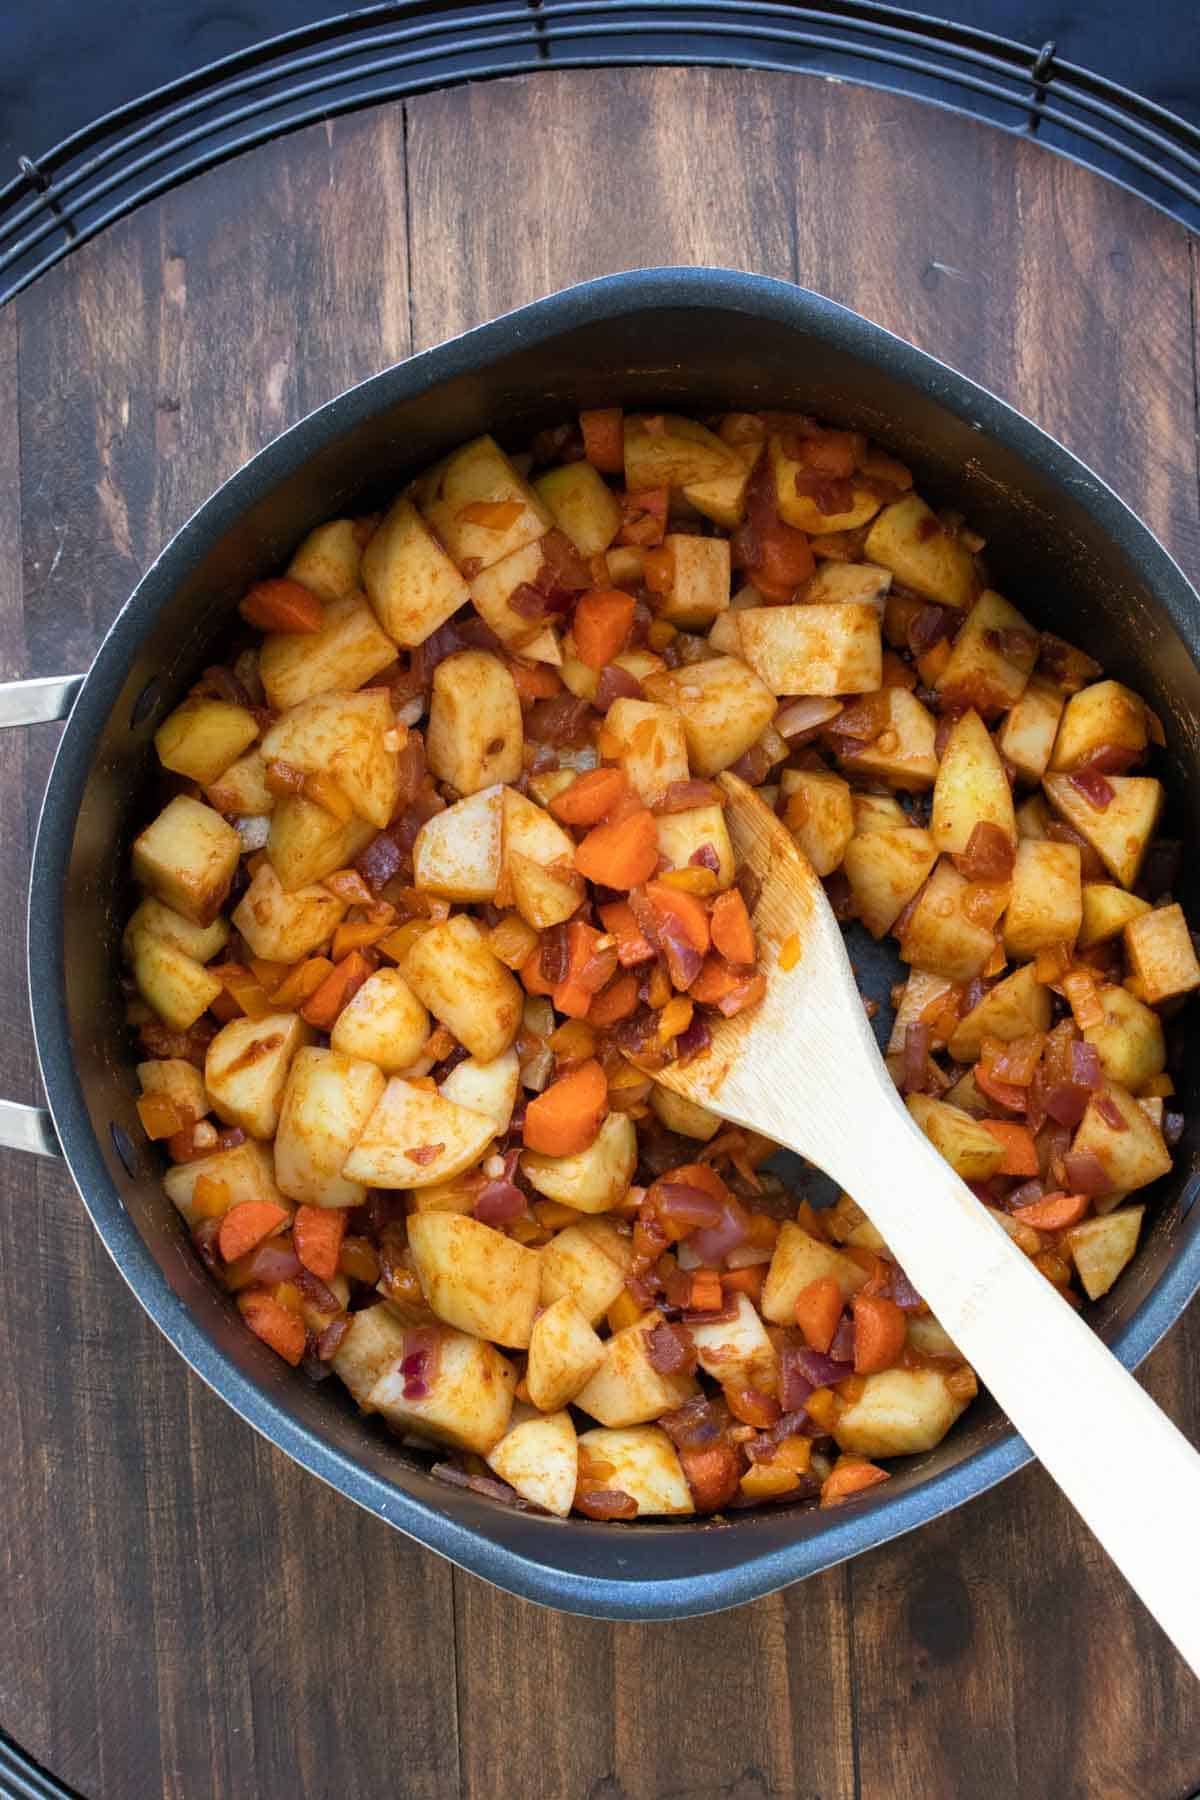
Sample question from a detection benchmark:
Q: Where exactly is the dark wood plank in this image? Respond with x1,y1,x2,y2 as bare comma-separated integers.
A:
6,107,462,1800
405,65,1200,1800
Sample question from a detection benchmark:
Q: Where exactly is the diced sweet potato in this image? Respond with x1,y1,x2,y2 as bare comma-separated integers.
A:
837,688,938,790
131,932,223,1030
899,859,995,982
650,534,732,628
438,1048,520,1136
267,795,375,893
998,677,1064,783
534,461,623,556
577,1425,695,1516
688,1291,776,1391
623,414,740,490
768,435,880,534
164,1139,284,1229
1079,883,1151,949
330,1302,408,1405
467,540,563,665
1083,985,1165,1091
137,1057,208,1125
1070,1084,1171,1195
655,804,735,890
649,1083,720,1141
262,690,403,828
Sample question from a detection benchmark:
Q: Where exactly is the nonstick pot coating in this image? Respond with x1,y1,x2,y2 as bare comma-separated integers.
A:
28,269,1200,1618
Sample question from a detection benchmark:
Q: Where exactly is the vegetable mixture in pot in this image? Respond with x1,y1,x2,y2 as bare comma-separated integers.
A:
124,406,1198,1521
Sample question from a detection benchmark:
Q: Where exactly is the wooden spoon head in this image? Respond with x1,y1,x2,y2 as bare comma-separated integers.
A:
650,773,885,1157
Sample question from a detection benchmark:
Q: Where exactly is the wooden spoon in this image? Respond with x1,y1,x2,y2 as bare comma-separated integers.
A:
653,773,1200,1673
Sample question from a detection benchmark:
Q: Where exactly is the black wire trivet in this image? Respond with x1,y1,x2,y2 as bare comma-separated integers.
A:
0,0,1198,305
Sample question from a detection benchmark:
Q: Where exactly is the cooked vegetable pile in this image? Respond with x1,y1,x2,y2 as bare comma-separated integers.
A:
125,406,1197,1521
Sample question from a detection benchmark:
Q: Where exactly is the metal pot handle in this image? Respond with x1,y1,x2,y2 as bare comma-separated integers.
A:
0,673,87,1159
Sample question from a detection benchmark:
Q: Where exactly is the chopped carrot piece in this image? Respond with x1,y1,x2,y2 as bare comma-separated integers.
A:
794,1274,843,1354
508,659,563,700
574,590,636,669
237,1290,306,1365
239,577,323,634
519,943,557,998
617,488,668,548
688,955,742,1005
974,1062,1026,1112
330,919,394,960
820,1456,890,1507
300,950,373,1030
293,1204,348,1282
523,1059,609,1156
978,1118,1039,1176
710,889,756,965
588,972,641,1025
745,517,814,601
720,1265,765,1304
852,1293,907,1374
642,545,675,595
217,1199,290,1264
1012,1191,1089,1231
580,407,624,474
137,1092,184,1141
270,956,334,1008
645,880,711,956
689,1269,724,1312
248,957,290,993
575,808,659,889
213,961,275,1019
550,766,629,827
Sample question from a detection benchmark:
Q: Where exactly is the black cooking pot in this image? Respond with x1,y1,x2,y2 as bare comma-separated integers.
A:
8,268,1200,1619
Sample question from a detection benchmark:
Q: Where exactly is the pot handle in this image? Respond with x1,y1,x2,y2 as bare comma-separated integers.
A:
0,672,87,1160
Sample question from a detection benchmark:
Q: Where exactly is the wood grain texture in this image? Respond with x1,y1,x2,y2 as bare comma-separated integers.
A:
0,62,1197,1800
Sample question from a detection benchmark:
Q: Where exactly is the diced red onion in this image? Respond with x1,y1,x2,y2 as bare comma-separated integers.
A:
508,582,550,619
654,1182,724,1229
734,863,762,916
779,1346,815,1412
889,1266,923,1311
1094,1093,1128,1132
527,694,593,747
659,1395,725,1450
828,1316,856,1364
1042,1082,1090,1128
902,1021,932,1096
238,1239,302,1286
316,1315,351,1362
907,604,954,655
689,843,721,874
474,1180,527,1226
794,1344,853,1392
688,1198,751,1265
674,1012,712,1064
644,1321,698,1375
1006,1178,1045,1211
655,778,724,814
956,820,1016,882
596,664,643,708
356,831,405,892
1068,767,1115,810
539,922,570,986
1070,1041,1103,1089
657,913,705,990
1062,1149,1109,1195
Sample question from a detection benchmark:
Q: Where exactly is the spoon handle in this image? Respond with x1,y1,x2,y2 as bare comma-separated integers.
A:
808,1094,1200,1677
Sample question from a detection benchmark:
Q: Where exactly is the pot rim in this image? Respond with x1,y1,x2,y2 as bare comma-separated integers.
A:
27,266,1200,1619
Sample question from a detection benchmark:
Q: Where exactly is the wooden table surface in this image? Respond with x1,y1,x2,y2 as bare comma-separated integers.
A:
1,65,1199,1800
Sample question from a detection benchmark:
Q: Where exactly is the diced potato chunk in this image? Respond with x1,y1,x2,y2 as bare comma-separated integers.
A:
843,826,937,938
1050,680,1148,772
935,590,1037,716
904,1314,961,1360
131,933,222,1030
361,495,470,645
1083,985,1165,1090
232,861,345,962
834,1367,970,1456
164,1139,283,1229
262,691,402,828
507,853,586,933
402,914,522,1062
488,1409,579,1516
330,1302,408,1405
1003,840,1081,960
259,595,397,712
931,709,1015,856
286,518,361,604
797,561,892,605
1071,1084,1171,1195
124,896,229,966
577,1425,694,1516
343,1078,496,1190
207,747,275,817
367,1324,516,1454
407,1212,540,1348
736,603,882,696
439,1048,520,1135
946,963,1051,1062
998,677,1064,783
540,1220,633,1323
273,1046,385,1207
137,1057,208,1124
899,859,995,982
649,1083,720,1141
863,495,977,609
466,540,563,665
1067,1207,1144,1300
1123,903,1200,1004
654,804,735,889
204,1012,310,1139
267,795,375,892
329,968,430,1073
623,413,740,490
1043,773,1163,890
574,1310,698,1427
522,1112,637,1214
132,795,241,927
681,444,758,530
1079,883,1150,948
652,534,731,628
605,697,690,804
907,1094,1005,1180
761,1221,868,1324
768,435,880,533
534,462,622,556
155,697,259,786
559,642,662,702
642,657,777,777
688,1291,776,1391
415,434,552,572
837,688,938,789
426,650,523,795
526,1295,606,1411
413,784,503,902
498,787,582,928
780,769,854,878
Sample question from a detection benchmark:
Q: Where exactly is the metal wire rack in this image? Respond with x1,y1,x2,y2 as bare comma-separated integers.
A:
0,0,1198,304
